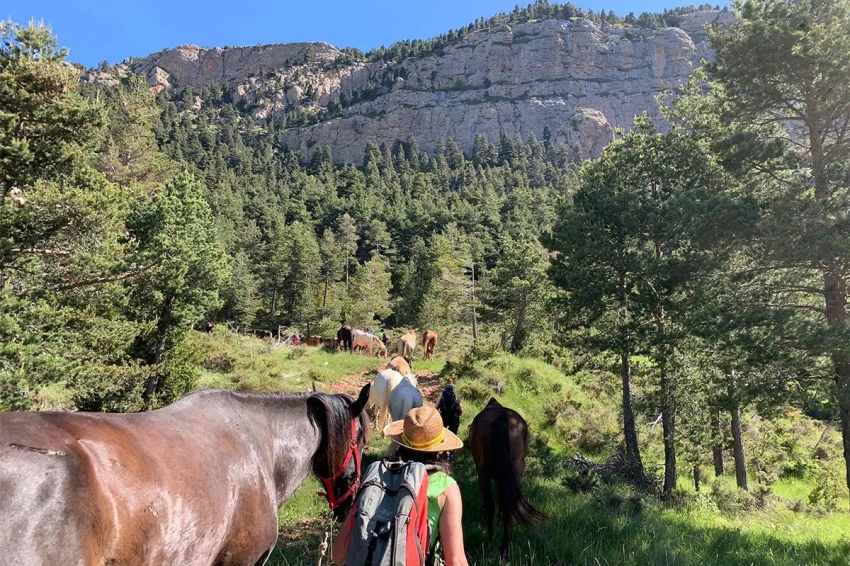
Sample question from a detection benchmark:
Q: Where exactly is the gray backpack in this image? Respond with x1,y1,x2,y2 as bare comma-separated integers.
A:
344,460,431,566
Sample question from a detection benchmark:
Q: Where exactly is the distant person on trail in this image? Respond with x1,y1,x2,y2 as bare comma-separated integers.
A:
332,406,469,566
435,385,463,435
292,334,300,346
381,329,388,345
204,320,214,333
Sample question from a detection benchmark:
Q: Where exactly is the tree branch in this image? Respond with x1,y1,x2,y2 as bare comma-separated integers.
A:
54,266,152,292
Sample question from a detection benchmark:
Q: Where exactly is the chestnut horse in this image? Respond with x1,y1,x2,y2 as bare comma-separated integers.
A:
0,385,371,566
469,398,544,561
388,355,411,376
422,329,438,360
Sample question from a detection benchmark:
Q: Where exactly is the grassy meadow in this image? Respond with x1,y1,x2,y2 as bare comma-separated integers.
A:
188,331,850,566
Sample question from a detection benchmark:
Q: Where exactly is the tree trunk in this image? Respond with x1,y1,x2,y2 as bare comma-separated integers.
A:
471,264,478,343
836,359,850,507
661,372,677,495
810,107,850,506
712,411,725,477
621,353,648,489
729,373,748,491
322,279,329,308
142,296,175,407
510,300,526,353
823,267,850,504
693,465,701,493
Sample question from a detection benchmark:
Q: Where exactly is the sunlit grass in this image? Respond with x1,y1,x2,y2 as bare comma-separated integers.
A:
190,329,383,392
190,335,850,565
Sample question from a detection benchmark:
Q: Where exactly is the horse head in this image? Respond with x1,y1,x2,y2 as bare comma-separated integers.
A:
405,373,419,388
307,384,371,520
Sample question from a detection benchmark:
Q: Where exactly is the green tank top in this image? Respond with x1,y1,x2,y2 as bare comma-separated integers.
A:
426,471,456,548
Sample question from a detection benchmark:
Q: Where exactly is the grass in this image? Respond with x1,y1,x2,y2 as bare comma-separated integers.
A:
189,332,850,565
190,328,385,392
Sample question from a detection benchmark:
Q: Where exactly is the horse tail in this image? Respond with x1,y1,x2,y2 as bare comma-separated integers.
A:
490,414,545,530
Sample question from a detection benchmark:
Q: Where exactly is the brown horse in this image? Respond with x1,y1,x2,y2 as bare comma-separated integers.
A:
422,329,438,360
397,329,417,363
469,398,544,561
0,385,371,566
388,355,411,376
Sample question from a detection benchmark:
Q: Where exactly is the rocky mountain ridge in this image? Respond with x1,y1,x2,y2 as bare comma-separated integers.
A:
89,10,733,164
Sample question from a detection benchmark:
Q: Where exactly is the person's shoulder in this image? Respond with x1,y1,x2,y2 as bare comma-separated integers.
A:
429,470,457,488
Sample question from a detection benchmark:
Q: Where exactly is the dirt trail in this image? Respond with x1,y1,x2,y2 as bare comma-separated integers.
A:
327,365,443,404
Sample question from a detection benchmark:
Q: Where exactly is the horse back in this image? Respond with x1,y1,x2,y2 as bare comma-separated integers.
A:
0,413,109,565
0,400,281,565
469,401,529,472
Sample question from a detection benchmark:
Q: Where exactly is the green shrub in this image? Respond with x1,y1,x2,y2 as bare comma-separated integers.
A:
202,352,236,373
710,479,758,514
456,378,494,402
562,467,600,493
808,466,842,511
69,363,146,412
783,457,819,479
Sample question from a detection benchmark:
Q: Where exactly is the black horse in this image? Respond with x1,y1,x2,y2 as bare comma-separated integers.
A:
337,324,354,352
469,398,545,561
0,385,370,565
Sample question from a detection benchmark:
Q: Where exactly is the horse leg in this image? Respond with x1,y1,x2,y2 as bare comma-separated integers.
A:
499,519,510,563
378,403,389,436
478,472,494,538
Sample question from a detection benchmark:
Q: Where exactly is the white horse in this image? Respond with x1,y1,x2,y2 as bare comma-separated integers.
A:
368,368,419,434
351,329,385,356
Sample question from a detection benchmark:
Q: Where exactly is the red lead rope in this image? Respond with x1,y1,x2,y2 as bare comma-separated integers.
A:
316,419,361,510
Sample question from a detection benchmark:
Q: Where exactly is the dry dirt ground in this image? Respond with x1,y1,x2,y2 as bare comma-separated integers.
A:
327,365,443,404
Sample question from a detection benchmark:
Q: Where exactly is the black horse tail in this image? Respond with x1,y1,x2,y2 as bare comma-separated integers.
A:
491,414,545,529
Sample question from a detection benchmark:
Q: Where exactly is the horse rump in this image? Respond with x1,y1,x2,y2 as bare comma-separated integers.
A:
489,411,546,530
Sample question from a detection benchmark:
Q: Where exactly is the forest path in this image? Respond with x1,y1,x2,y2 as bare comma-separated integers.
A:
327,363,443,404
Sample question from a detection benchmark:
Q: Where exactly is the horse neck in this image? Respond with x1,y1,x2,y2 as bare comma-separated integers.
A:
235,393,323,506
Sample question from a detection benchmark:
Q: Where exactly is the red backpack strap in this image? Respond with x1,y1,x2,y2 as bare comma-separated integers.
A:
405,472,430,565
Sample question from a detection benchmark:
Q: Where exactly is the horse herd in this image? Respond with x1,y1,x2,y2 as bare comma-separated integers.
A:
0,340,542,565
335,326,438,362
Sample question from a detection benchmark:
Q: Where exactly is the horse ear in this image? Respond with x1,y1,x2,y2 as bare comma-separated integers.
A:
350,384,371,416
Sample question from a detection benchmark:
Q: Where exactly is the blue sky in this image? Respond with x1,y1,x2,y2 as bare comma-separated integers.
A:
5,0,719,67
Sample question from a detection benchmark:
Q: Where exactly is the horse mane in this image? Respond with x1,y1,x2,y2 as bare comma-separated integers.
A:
306,392,370,470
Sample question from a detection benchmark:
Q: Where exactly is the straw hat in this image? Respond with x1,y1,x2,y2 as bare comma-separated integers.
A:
384,406,463,453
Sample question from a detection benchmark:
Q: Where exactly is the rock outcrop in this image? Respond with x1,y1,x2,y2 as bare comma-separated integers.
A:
96,10,733,164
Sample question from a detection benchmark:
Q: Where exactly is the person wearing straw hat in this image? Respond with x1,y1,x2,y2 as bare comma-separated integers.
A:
332,406,469,566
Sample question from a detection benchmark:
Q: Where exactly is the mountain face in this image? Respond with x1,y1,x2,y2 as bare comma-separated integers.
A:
90,10,733,164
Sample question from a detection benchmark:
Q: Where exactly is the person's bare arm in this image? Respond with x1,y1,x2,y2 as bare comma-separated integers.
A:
332,517,352,565
438,483,469,566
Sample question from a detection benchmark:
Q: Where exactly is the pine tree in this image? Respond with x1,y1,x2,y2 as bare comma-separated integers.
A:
125,172,230,406
481,238,551,352
704,0,850,499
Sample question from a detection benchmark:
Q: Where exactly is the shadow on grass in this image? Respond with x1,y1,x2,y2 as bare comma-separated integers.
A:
266,439,850,566
448,448,850,566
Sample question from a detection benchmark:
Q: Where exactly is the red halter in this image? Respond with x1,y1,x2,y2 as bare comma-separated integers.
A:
315,419,362,510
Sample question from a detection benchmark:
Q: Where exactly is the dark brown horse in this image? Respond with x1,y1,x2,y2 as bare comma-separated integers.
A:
469,398,544,561
337,325,354,352
0,385,371,566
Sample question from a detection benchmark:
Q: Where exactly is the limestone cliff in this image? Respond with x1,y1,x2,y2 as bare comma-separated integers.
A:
92,10,733,164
